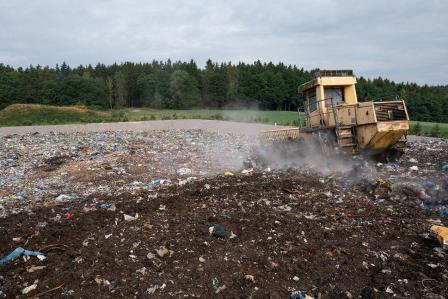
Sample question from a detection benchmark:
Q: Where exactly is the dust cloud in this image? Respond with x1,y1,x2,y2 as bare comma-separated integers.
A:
249,136,357,175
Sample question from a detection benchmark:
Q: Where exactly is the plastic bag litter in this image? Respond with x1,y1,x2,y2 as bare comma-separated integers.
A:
0,247,45,266
290,290,313,299
177,168,192,175
209,224,226,238
409,165,419,171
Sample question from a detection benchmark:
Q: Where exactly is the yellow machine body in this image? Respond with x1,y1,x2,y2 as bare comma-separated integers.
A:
262,70,409,153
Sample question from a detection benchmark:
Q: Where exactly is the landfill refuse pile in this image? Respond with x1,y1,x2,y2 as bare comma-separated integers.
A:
0,131,447,298
0,130,251,217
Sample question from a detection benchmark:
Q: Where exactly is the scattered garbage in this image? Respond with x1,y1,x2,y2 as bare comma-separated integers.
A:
409,165,419,172
151,179,163,186
99,203,111,210
0,130,250,217
177,167,192,175
0,247,45,266
0,130,447,297
66,212,74,220
123,214,138,222
22,281,38,295
442,164,448,172
209,224,226,238
178,176,197,186
94,276,111,288
155,246,173,258
224,171,234,177
212,278,226,294
290,290,313,299
54,194,74,202
136,267,147,275
146,285,159,295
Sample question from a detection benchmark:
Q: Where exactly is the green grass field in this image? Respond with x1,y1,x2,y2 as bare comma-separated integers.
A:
0,104,446,138
409,121,448,138
0,104,303,127
124,108,303,125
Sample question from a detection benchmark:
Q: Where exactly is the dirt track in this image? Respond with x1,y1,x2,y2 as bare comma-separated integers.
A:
0,120,434,143
0,120,284,137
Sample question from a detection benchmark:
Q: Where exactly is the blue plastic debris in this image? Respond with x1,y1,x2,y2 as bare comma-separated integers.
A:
0,247,44,266
437,205,448,217
290,290,306,299
151,179,162,186
99,203,111,209
15,191,26,199
211,224,226,238
90,151,106,160
442,164,448,172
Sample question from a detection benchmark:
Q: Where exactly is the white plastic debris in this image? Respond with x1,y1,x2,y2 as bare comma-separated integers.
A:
177,167,192,175
136,267,147,275
22,282,38,294
124,214,138,221
409,165,419,171
54,194,72,202
27,265,46,273
146,285,159,294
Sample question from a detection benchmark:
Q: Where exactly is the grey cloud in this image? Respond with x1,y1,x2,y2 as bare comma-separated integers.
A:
0,0,447,84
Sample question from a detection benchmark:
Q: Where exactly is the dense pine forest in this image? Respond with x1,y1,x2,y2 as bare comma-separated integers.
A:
0,60,446,122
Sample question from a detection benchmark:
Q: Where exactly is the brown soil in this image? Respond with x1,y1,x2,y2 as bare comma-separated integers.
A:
1,171,447,298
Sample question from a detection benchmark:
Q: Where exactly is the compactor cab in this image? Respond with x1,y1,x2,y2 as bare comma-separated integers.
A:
260,69,410,158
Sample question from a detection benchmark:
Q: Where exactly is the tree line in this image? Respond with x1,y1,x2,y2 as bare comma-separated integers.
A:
0,60,446,122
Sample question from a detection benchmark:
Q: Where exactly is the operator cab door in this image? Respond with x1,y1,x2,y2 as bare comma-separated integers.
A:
304,88,321,128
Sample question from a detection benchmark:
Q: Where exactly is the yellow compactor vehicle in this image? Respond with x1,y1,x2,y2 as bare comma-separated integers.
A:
260,70,409,160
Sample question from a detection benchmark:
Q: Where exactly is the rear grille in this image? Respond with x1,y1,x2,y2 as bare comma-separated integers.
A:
374,102,407,121
259,128,300,142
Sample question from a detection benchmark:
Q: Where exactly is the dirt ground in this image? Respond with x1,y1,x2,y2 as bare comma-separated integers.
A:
0,119,282,137
0,126,447,298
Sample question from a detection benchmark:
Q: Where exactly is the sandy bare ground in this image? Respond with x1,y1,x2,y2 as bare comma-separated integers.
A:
0,120,286,137
0,120,433,142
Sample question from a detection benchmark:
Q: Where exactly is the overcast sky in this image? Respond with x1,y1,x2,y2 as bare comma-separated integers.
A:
1,0,447,85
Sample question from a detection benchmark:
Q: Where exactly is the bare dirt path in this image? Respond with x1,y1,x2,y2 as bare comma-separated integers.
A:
0,120,287,137
0,120,436,142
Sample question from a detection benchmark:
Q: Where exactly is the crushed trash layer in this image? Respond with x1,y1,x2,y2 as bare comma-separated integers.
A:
0,130,447,298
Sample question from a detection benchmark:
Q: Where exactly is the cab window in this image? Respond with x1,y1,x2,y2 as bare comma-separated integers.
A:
306,89,317,112
324,87,344,107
